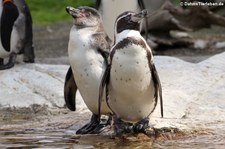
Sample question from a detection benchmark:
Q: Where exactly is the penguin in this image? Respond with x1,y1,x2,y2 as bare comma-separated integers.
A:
95,0,148,41
65,6,112,134
0,0,19,69
99,10,163,134
0,0,34,70
14,0,35,63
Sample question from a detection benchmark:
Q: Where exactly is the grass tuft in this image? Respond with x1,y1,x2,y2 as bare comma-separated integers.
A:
26,0,95,24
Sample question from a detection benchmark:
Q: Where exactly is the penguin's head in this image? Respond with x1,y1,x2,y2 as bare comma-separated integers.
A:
114,10,148,34
66,6,101,28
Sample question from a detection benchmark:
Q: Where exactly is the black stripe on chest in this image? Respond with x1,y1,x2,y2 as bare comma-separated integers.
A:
110,37,147,60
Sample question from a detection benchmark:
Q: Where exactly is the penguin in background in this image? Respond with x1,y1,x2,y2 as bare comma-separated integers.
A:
0,0,34,70
99,10,163,134
65,6,112,134
95,0,148,41
14,0,35,63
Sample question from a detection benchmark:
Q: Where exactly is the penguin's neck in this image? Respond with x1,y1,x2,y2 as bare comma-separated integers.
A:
115,29,142,44
75,25,98,35
69,26,95,48
68,25,106,67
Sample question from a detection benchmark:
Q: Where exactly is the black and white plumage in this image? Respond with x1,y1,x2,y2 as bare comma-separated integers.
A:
65,6,112,134
95,0,148,40
100,10,163,134
0,0,34,70
14,0,35,63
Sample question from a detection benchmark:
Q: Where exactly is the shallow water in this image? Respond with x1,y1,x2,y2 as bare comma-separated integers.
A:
156,133,225,149
0,129,224,149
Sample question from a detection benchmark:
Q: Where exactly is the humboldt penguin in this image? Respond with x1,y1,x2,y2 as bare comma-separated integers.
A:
65,6,112,134
0,0,34,70
14,0,35,63
99,10,163,134
95,0,148,40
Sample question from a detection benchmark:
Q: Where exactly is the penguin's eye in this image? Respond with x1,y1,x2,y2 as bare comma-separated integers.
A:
78,9,86,17
85,12,91,17
125,15,131,21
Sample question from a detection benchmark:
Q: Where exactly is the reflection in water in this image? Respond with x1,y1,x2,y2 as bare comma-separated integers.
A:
0,129,224,148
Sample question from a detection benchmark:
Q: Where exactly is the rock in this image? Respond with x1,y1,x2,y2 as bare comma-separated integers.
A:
170,31,191,38
0,52,225,134
151,52,225,131
194,40,208,49
147,38,158,50
0,64,85,109
215,41,225,49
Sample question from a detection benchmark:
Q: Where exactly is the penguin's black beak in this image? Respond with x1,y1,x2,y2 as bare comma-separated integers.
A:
66,6,80,18
131,9,148,22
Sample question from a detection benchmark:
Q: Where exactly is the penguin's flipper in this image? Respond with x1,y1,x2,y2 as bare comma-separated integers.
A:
76,114,108,134
64,67,77,111
94,33,111,116
150,62,164,118
0,53,17,70
98,56,110,117
1,1,19,52
97,66,111,134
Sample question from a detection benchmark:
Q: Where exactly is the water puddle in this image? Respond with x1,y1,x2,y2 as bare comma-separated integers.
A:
0,128,224,148
0,129,75,148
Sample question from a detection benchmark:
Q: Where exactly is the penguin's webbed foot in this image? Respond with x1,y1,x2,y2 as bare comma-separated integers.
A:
76,114,109,134
0,58,3,65
133,118,149,133
114,118,133,135
0,54,16,70
114,118,149,134
0,60,15,70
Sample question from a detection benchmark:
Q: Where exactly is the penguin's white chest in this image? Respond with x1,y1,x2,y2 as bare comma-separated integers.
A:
68,27,110,115
0,28,20,58
109,44,156,123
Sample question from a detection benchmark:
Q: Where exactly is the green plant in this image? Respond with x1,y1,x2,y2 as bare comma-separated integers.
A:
26,0,95,24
